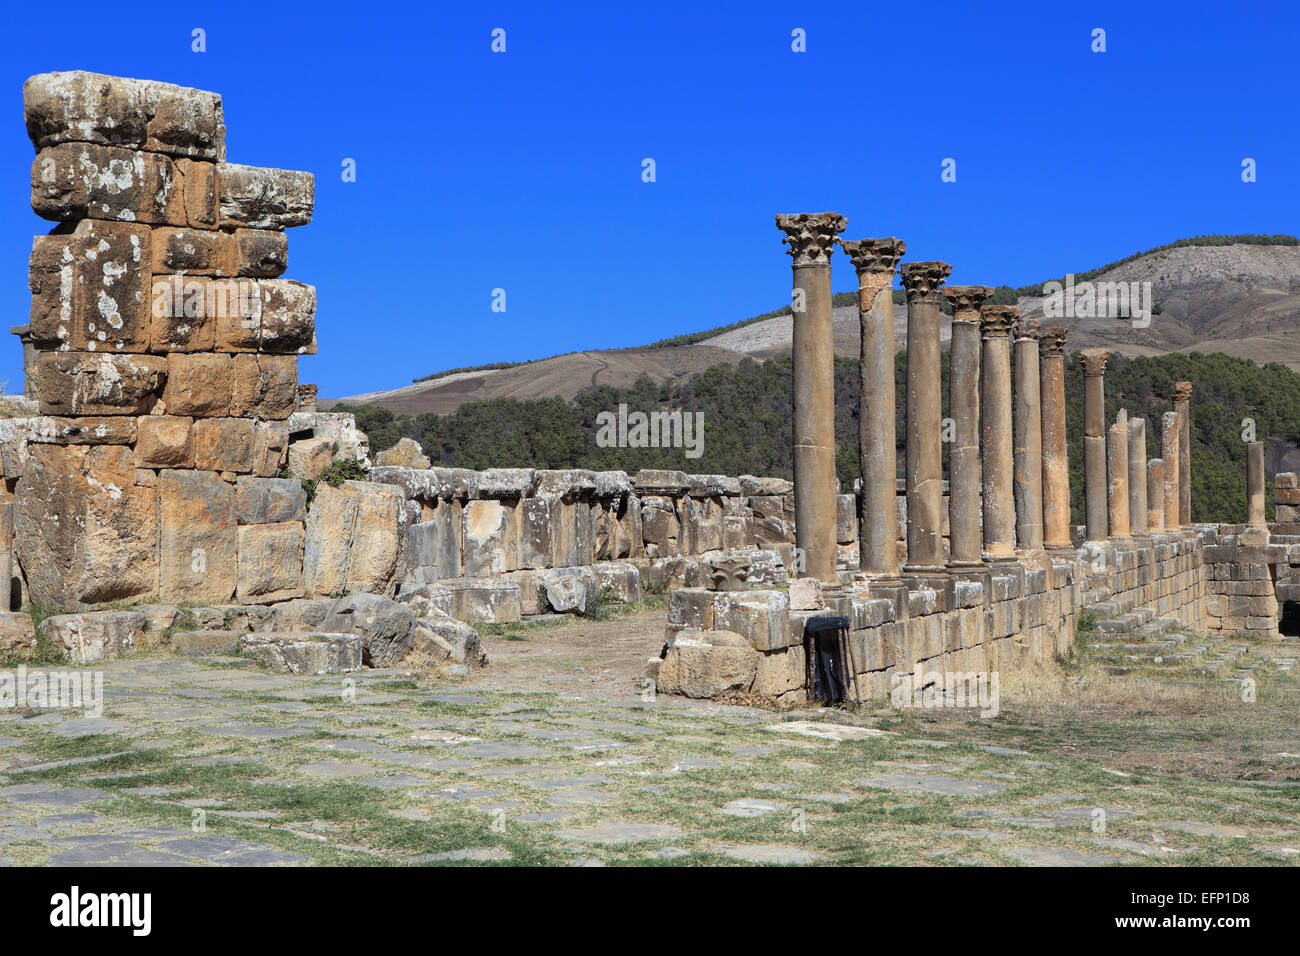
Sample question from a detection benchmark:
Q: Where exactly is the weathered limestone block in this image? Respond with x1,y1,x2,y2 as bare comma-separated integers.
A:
535,469,597,498
134,415,192,468
290,412,371,467
724,589,791,652
463,499,519,576
148,278,216,352
177,159,217,228
235,522,304,603
234,229,288,277
231,354,298,420
591,560,643,604
680,496,724,553
412,612,487,667
236,476,306,525
640,495,680,554
287,436,338,480
657,629,758,699
41,610,146,663
162,353,231,417
15,444,158,606
446,579,522,624
634,469,690,495
216,164,314,230
836,494,858,545
31,143,185,224
319,592,415,666
192,417,255,473
240,632,361,674
0,613,37,656
375,438,431,470
739,475,794,496
35,352,166,415
403,510,461,583
517,495,560,568
269,597,333,632
303,481,405,597
27,416,137,446
541,566,597,613
29,220,151,353
252,421,290,477
211,281,265,352
368,465,441,502
158,469,236,604
24,72,225,160
594,501,631,560
149,227,238,275
751,646,804,697
472,468,537,499
257,280,316,354
170,630,241,656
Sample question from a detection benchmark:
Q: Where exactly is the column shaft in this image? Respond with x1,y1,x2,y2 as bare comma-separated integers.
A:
1107,409,1130,538
1039,329,1071,550
942,286,993,568
1161,411,1180,531
1128,418,1148,534
980,306,1018,560
1174,382,1192,527
1082,350,1109,541
1147,459,1165,531
1247,440,1266,528
1013,320,1044,550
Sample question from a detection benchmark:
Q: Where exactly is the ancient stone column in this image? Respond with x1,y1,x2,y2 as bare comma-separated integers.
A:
1147,459,1165,531
1127,417,1148,535
1161,411,1181,531
942,285,993,568
980,305,1018,562
1013,318,1044,551
1107,409,1130,538
1082,349,1110,542
297,383,319,413
842,238,907,577
1247,440,1266,529
9,325,35,399
777,212,847,584
1174,381,1192,527
1038,327,1071,551
899,261,952,573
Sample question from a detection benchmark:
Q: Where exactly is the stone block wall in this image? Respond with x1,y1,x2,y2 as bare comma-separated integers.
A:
1078,530,1207,629
11,72,317,609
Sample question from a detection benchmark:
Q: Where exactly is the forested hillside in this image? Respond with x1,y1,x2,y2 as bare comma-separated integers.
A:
338,351,1300,524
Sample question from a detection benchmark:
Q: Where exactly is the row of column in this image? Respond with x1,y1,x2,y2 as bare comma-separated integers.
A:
778,212,1204,585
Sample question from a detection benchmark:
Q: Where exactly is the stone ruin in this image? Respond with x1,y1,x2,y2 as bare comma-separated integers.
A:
0,76,1292,696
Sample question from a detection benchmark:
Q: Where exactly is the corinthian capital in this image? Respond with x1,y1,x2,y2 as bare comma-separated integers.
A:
1173,381,1193,402
979,304,1018,337
1081,348,1109,377
899,261,952,301
839,237,906,277
1038,327,1069,356
1015,317,1042,341
942,285,994,321
775,212,847,266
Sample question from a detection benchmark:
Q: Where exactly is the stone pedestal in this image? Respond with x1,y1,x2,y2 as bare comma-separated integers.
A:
842,238,906,578
1247,440,1266,529
1161,411,1181,531
942,285,993,568
1038,328,1071,552
1127,417,1148,535
899,261,951,573
979,306,1018,562
1174,381,1192,527
1082,349,1109,541
1013,318,1044,551
776,212,847,585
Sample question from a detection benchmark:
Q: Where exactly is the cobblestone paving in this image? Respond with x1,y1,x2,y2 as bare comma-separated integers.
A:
1,615,1298,866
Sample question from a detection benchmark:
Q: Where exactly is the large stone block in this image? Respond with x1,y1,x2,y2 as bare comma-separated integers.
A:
463,499,519,576
518,495,561,568
404,506,461,582
237,522,305,604
236,476,307,525
177,159,218,228
40,610,147,663
319,592,414,666
148,276,217,352
303,481,405,597
257,281,316,354
162,353,231,417
240,632,361,674
15,444,159,607
657,629,758,699
287,436,337,479
192,417,255,473
148,226,239,275
31,143,185,225
446,579,522,624
24,71,225,160
251,421,290,477
157,469,237,604
29,220,151,353
216,164,314,230
135,415,193,468
0,612,37,657
233,229,288,278
27,416,137,446
230,354,297,420
35,352,166,415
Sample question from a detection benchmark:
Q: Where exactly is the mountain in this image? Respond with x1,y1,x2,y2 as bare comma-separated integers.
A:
326,239,1300,414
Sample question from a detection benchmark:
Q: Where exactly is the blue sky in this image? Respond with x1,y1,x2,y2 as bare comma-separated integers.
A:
2,0,1296,398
